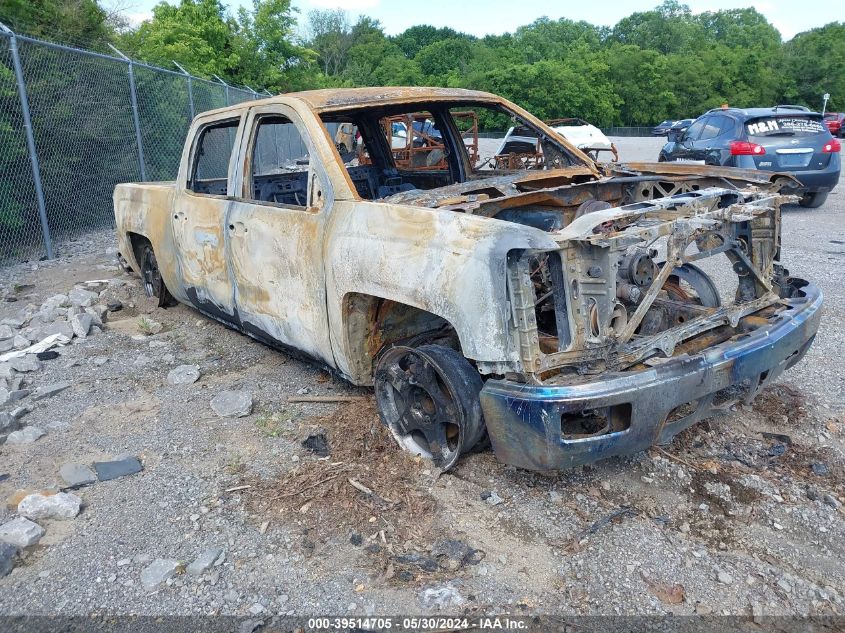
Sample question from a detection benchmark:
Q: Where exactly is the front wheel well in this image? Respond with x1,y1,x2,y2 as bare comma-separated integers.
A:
342,293,462,385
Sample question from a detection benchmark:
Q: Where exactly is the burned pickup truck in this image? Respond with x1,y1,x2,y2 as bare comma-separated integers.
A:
113,88,822,472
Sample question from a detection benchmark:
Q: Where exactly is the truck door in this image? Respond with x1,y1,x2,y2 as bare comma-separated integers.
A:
225,104,335,366
172,115,243,322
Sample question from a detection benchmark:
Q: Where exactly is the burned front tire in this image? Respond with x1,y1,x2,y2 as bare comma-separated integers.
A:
374,344,485,470
139,243,174,307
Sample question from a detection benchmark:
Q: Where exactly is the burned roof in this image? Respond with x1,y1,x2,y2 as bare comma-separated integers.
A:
202,87,501,116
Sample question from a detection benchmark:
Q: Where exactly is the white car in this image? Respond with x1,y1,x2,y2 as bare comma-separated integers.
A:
496,118,617,163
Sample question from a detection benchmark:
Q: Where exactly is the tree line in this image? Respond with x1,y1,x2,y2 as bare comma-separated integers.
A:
2,0,843,127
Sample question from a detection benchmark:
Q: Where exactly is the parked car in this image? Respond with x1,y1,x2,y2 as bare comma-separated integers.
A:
824,112,844,137
113,87,821,472
496,118,618,164
651,119,676,136
658,106,840,208
668,118,694,135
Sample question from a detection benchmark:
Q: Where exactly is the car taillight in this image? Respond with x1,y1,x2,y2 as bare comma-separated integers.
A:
730,141,766,155
823,138,841,153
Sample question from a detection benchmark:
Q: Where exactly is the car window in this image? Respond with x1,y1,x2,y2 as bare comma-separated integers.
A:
699,117,722,141
190,119,239,195
745,116,826,138
683,119,706,140
246,115,310,208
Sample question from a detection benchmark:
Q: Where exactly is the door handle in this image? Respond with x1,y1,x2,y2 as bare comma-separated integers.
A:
228,221,247,235
173,211,185,220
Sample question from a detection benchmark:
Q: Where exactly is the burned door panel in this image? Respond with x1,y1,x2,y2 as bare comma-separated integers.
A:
226,106,334,366
172,118,242,319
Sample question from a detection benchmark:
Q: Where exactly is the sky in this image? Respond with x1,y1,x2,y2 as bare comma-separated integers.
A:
112,0,832,40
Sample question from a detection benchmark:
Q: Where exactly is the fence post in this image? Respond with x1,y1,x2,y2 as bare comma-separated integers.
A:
213,74,230,106
173,61,195,120
0,22,54,259
108,44,147,182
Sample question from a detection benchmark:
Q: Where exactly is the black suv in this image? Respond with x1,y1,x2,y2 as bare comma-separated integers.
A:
659,106,840,208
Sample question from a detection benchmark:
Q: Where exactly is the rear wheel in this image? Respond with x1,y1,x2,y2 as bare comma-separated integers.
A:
374,344,485,470
798,191,828,208
658,152,671,162
139,243,174,307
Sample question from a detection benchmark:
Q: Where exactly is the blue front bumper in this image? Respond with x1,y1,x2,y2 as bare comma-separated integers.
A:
480,282,823,472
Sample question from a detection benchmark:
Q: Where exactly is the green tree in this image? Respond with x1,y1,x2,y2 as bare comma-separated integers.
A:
121,0,241,79
782,23,845,111
0,0,114,49
612,0,705,55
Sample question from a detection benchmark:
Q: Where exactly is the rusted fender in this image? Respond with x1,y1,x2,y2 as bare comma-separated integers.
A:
324,200,559,383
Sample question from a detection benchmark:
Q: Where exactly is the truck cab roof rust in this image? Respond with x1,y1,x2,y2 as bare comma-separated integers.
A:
113,87,821,472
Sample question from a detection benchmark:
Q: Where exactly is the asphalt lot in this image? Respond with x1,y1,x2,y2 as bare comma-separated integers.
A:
0,137,842,620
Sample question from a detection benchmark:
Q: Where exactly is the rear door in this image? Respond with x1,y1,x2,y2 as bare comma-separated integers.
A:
744,115,834,172
172,114,244,321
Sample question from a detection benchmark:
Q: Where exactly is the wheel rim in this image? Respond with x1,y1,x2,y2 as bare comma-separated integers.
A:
141,248,161,299
375,346,463,469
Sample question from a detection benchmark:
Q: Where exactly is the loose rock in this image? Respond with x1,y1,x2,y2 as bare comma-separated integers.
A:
59,463,97,487
140,559,180,591
9,355,41,373
0,517,45,548
93,457,143,481
68,287,99,308
33,381,71,401
18,492,82,520
420,584,466,609
167,365,200,386
70,313,93,338
210,390,253,418
6,426,46,445
0,542,16,578
187,547,224,576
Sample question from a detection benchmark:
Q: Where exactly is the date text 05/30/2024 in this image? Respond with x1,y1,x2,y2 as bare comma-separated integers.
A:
308,616,527,630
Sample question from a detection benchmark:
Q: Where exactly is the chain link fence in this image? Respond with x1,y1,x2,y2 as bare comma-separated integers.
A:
0,26,261,264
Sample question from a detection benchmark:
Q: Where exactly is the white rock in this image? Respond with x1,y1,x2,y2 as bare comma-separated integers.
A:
18,492,81,520
140,559,180,591
210,390,252,417
6,426,46,444
41,294,68,311
717,571,734,585
0,517,45,548
68,287,99,308
420,583,466,609
167,365,200,386
0,325,13,341
70,313,93,338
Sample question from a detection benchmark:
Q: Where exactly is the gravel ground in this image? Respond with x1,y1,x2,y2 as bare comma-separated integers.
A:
0,139,842,619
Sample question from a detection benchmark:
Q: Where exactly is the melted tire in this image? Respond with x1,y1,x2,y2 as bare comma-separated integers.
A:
374,343,486,470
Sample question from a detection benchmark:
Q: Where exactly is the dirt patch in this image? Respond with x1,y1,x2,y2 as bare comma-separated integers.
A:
754,383,808,424
244,401,437,544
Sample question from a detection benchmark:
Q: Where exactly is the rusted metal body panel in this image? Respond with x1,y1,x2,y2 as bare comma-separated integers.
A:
113,87,823,471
